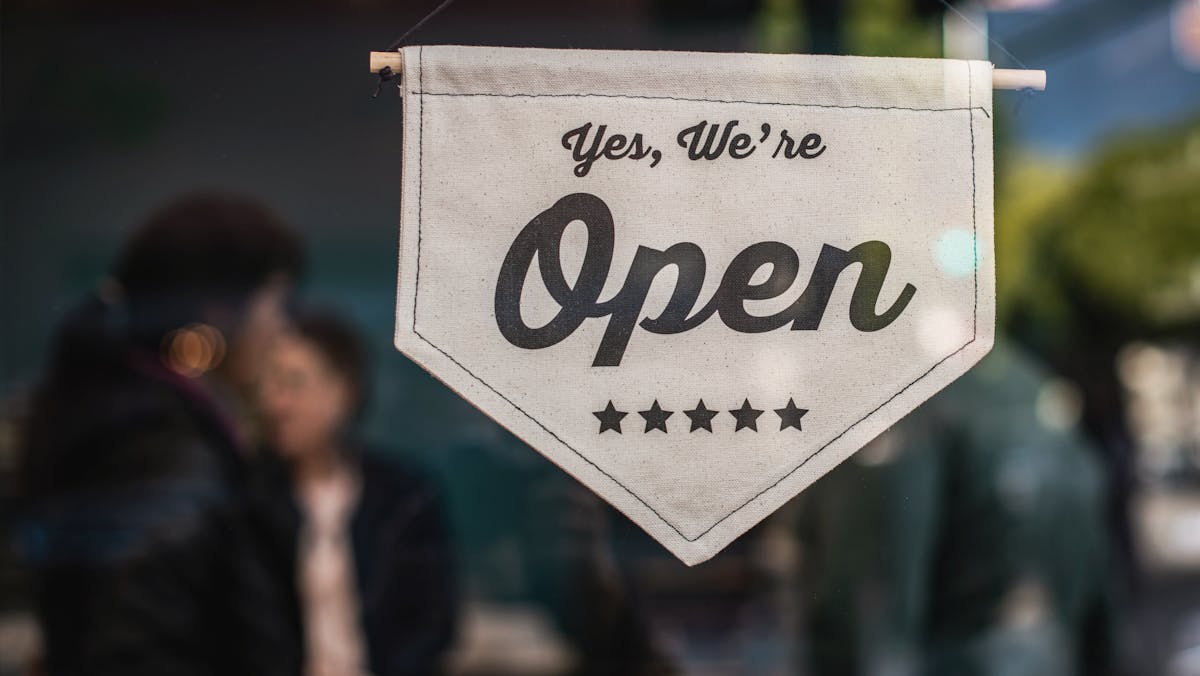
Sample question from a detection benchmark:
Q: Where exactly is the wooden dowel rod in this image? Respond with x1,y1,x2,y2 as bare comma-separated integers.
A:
993,68,1046,91
371,51,403,73
369,52,1045,91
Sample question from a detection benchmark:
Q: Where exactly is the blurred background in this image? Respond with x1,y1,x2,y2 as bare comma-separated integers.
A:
2,0,1199,674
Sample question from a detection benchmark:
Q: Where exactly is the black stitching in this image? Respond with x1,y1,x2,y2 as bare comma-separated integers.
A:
413,47,424,328
416,90,988,114
686,338,974,540
410,79,984,543
969,62,977,341
413,327,693,533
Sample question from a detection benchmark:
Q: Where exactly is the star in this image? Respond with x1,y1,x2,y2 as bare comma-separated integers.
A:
593,400,627,434
775,398,809,431
639,399,673,433
683,399,719,432
729,399,764,432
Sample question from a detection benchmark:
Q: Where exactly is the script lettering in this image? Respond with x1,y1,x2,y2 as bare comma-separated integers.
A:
495,193,916,367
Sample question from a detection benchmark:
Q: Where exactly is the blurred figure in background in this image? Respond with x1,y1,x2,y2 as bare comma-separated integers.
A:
441,434,677,675
18,193,305,675
256,307,457,676
796,340,1118,676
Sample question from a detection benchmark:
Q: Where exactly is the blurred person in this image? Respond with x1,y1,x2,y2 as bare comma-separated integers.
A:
442,433,677,675
18,193,304,676
255,307,457,676
523,478,675,676
796,340,1118,676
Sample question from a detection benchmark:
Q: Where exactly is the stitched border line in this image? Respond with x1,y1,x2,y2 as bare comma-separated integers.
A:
408,52,984,543
412,47,424,328
417,89,990,116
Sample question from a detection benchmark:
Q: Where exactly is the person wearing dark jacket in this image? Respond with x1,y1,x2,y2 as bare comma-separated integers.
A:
255,307,457,676
796,341,1117,676
19,193,305,676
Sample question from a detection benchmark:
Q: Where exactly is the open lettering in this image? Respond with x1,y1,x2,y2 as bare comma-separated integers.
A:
495,193,917,367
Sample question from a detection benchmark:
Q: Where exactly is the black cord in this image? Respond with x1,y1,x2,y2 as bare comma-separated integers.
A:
935,0,1029,69
374,0,1041,114
934,0,1043,116
373,0,461,98
384,0,460,52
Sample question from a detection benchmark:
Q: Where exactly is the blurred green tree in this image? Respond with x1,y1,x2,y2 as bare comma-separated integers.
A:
1012,117,1200,345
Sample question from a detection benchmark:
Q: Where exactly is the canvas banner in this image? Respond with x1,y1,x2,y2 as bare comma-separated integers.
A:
394,46,994,565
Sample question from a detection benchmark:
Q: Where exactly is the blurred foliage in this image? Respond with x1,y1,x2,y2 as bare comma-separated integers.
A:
1007,116,1200,343
653,0,762,26
756,0,808,53
756,0,940,56
994,157,1075,322
844,0,941,57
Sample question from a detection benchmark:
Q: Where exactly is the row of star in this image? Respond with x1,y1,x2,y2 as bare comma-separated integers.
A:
593,398,808,434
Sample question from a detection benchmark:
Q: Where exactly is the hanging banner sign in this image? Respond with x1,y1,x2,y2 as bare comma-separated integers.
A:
393,46,994,565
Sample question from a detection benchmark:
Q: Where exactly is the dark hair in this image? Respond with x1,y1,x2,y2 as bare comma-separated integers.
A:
22,193,303,497
113,192,304,347
290,307,371,420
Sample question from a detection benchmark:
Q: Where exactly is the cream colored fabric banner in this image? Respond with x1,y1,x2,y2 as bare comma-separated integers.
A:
394,46,994,565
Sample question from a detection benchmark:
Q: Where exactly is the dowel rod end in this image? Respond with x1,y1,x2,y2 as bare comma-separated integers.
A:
993,68,1046,91
371,51,403,74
